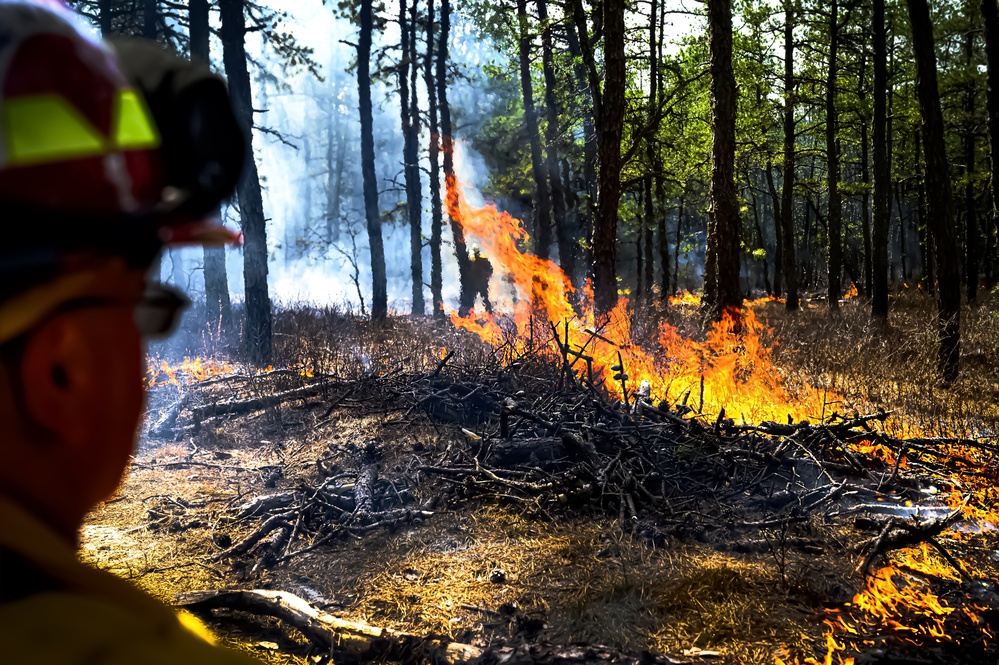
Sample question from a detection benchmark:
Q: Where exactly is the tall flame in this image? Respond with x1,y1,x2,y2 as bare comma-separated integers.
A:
446,174,833,423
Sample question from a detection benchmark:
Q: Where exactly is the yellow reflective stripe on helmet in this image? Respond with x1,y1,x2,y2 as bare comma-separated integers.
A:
114,88,160,150
3,94,105,166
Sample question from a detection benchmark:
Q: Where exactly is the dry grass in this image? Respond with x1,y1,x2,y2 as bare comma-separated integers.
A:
754,290,999,438
83,290,999,665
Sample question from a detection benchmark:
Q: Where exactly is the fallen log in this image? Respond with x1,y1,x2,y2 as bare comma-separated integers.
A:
176,588,691,665
191,384,330,420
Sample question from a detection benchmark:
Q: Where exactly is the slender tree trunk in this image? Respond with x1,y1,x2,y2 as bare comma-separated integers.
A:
872,0,890,320
399,0,425,315
564,5,598,260
914,131,934,292
750,180,773,295
326,106,345,243
860,120,873,297
906,0,962,381
657,174,670,300
766,161,784,295
191,0,232,334
827,0,842,309
220,0,272,363
965,23,980,304
895,181,907,279
592,0,626,315
425,0,444,319
782,1,799,311
536,0,574,282
642,0,659,300
674,191,685,293
357,0,387,320
636,190,645,298
438,0,472,315
982,0,999,293
516,0,553,259
143,0,158,39
99,0,113,36
706,0,742,316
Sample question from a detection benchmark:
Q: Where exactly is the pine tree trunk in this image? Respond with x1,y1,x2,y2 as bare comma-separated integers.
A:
766,161,784,295
750,176,772,295
425,0,445,319
536,0,574,283
516,0,553,260
191,0,232,334
438,0,472,315
644,0,659,301
827,0,842,309
983,0,999,293
860,120,873,297
143,0,158,39
563,5,597,261
99,0,113,36
872,0,891,320
915,131,934,292
326,106,345,243
399,0,425,315
706,0,741,316
906,0,962,381
674,191,685,293
781,1,799,311
358,0,387,320
657,174,670,299
220,0,272,363
592,0,625,315
965,24,980,304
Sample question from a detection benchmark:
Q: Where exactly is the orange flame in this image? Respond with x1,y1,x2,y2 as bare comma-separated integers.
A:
146,357,234,387
445,175,835,423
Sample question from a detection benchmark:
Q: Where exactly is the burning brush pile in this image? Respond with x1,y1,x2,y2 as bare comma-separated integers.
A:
132,180,999,665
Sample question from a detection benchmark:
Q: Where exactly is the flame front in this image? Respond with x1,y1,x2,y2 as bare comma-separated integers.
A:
446,174,833,424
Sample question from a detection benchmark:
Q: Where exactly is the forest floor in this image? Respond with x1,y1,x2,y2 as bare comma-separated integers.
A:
81,290,999,665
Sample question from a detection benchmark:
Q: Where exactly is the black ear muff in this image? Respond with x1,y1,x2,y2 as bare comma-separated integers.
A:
110,39,246,221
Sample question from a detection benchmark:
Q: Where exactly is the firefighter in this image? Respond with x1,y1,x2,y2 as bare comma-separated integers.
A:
468,245,493,314
0,2,259,662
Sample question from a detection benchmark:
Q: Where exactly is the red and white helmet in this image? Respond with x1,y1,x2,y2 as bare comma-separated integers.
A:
0,0,243,263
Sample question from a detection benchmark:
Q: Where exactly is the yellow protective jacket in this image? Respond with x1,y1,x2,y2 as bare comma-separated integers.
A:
0,496,262,664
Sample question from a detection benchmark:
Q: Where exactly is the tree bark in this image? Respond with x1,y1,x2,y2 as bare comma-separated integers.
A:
592,0,626,315
964,21,980,304
872,0,891,320
326,105,345,243
358,0,387,320
706,0,742,317
781,1,799,311
189,0,232,334
143,0,158,39
983,0,999,294
674,191,685,294
564,4,597,261
915,130,934,292
537,0,575,283
425,0,445,319
399,0,425,315
827,0,842,309
516,0,554,260
766,161,784,295
438,0,472,315
906,0,962,381
220,0,272,363
643,0,659,301
98,0,113,36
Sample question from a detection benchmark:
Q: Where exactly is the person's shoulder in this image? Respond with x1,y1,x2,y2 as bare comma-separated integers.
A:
0,592,262,665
